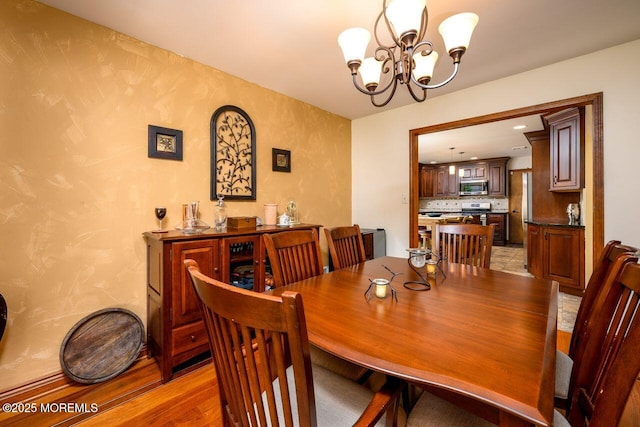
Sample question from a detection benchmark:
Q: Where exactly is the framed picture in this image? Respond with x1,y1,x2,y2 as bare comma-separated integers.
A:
272,148,291,173
210,105,256,200
148,125,183,161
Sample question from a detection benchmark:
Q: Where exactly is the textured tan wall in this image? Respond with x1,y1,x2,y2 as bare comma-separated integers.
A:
0,0,351,389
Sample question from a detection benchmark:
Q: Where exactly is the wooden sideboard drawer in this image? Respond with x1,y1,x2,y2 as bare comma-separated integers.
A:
172,321,208,356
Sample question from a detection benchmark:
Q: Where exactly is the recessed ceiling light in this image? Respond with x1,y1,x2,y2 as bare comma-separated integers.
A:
513,125,527,130
430,161,437,164
470,156,478,160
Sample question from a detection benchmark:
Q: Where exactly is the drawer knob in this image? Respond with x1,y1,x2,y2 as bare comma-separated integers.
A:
190,335,196,342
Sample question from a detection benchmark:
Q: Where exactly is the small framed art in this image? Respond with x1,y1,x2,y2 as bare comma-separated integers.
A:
148,125,183,161
272,148,291,172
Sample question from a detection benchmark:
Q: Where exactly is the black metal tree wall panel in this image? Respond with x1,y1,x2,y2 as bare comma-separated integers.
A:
211,105,256,200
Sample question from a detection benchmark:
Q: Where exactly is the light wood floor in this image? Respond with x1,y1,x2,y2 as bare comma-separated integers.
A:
3,331,638,426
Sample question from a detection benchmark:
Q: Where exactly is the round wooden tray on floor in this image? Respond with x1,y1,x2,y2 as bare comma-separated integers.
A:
60,307,144,384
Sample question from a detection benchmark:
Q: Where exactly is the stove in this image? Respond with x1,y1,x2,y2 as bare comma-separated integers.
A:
460,202,491,225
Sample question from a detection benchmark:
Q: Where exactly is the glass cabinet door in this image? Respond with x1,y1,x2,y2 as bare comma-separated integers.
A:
220,235,272,292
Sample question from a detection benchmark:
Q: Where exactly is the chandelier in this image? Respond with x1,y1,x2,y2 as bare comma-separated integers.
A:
338,0,478,107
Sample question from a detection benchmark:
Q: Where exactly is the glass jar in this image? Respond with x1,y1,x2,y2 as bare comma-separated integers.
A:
214,195,227,231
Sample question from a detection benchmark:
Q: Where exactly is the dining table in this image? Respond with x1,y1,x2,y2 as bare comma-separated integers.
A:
267,256,558,426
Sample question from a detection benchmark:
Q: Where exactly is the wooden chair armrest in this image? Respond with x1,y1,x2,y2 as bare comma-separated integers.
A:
354,377,404,427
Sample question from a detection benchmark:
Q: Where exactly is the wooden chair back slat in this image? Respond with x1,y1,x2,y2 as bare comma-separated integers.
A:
263,229,324,287
566,256,640,426
569,240,639,358
433,224,495,268
325,225,367,270
184,259,317,426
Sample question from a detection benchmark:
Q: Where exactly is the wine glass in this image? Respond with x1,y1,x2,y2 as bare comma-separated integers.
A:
154,207,167,232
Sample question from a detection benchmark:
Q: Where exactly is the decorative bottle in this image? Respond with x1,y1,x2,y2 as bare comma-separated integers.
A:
214,195,227,231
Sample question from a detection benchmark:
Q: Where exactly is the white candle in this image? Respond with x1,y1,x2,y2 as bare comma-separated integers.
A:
373,278,389,298
426,260,437,274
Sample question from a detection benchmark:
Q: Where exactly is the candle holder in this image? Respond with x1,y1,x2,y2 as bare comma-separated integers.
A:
404,248,446,291
365,264,401,302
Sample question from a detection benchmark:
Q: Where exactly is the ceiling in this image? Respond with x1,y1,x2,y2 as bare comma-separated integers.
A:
39,0,640,161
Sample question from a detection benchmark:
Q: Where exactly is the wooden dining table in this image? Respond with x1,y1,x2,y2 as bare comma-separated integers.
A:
267,256,558,426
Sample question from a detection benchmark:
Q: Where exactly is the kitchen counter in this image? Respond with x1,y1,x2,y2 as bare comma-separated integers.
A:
525,220,585,229
418,214,465,228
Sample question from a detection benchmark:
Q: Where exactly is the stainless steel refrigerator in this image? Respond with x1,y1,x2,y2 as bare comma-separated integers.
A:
522,172,533,268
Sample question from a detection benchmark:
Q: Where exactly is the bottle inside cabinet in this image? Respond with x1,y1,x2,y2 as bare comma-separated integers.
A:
228,241,256,290
221,235,273,292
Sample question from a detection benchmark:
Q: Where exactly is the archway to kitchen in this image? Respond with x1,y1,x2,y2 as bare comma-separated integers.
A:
408,93,604,268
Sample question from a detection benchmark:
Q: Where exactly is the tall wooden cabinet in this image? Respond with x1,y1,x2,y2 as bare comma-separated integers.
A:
145,224,320,382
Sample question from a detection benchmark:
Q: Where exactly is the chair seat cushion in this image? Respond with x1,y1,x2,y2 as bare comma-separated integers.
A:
407,390,493,426
266,364,382,426
309,344,369,382
555,349,573,399
554,409,571,427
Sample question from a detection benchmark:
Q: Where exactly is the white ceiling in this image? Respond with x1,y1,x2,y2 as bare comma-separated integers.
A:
38,0,640,160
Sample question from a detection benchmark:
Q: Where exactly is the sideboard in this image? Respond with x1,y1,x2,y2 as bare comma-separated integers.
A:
143,223,321,382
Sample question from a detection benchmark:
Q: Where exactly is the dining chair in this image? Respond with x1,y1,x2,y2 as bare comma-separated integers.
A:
324,224,367,270
555,240,639,409
263,229,324,287
184,259,402,426
556,257,640,426
432,223,495,268
263,229,370,383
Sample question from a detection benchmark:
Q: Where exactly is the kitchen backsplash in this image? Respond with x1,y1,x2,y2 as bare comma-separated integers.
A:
420,197,509,213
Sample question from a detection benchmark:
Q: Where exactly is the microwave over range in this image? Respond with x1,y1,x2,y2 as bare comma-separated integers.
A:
459,179,489,196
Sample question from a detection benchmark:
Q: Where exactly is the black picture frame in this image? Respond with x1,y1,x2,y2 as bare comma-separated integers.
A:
148,125,183,161
210,105,257,200
272,148,291,173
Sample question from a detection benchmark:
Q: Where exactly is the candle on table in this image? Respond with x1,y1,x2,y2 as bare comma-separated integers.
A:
373,278,389,298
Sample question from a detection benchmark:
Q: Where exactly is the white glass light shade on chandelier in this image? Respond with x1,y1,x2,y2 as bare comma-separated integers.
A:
338,0,478,107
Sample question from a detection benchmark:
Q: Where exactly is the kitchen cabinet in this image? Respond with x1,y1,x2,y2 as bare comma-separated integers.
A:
526,223,584,294
434,165,458,197
526,224,542,278
488,160,507,196
419,164,434,198
487,213,506,246
458,163,487,180
546,107,585,191
144,223,321,382
457,158,508,197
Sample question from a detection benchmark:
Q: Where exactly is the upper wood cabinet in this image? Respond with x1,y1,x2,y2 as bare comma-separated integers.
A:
458,163,487,180
545,108,585,191
433,165,458,197
419,164,434,198
488,160,507,196
419,157,508,198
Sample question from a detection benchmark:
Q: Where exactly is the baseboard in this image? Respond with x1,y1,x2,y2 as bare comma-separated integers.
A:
0,347,160,426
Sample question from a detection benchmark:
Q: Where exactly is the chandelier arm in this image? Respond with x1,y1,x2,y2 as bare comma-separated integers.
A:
417,7,428,41
413,40,434,56
411,62,460,90
406,81,427,103
370,76,398,107
379,0,401,48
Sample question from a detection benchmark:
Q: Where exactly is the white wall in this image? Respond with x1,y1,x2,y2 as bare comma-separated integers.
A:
352,40,640,257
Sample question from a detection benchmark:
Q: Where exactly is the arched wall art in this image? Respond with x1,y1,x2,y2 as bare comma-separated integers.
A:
210,105,256,200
